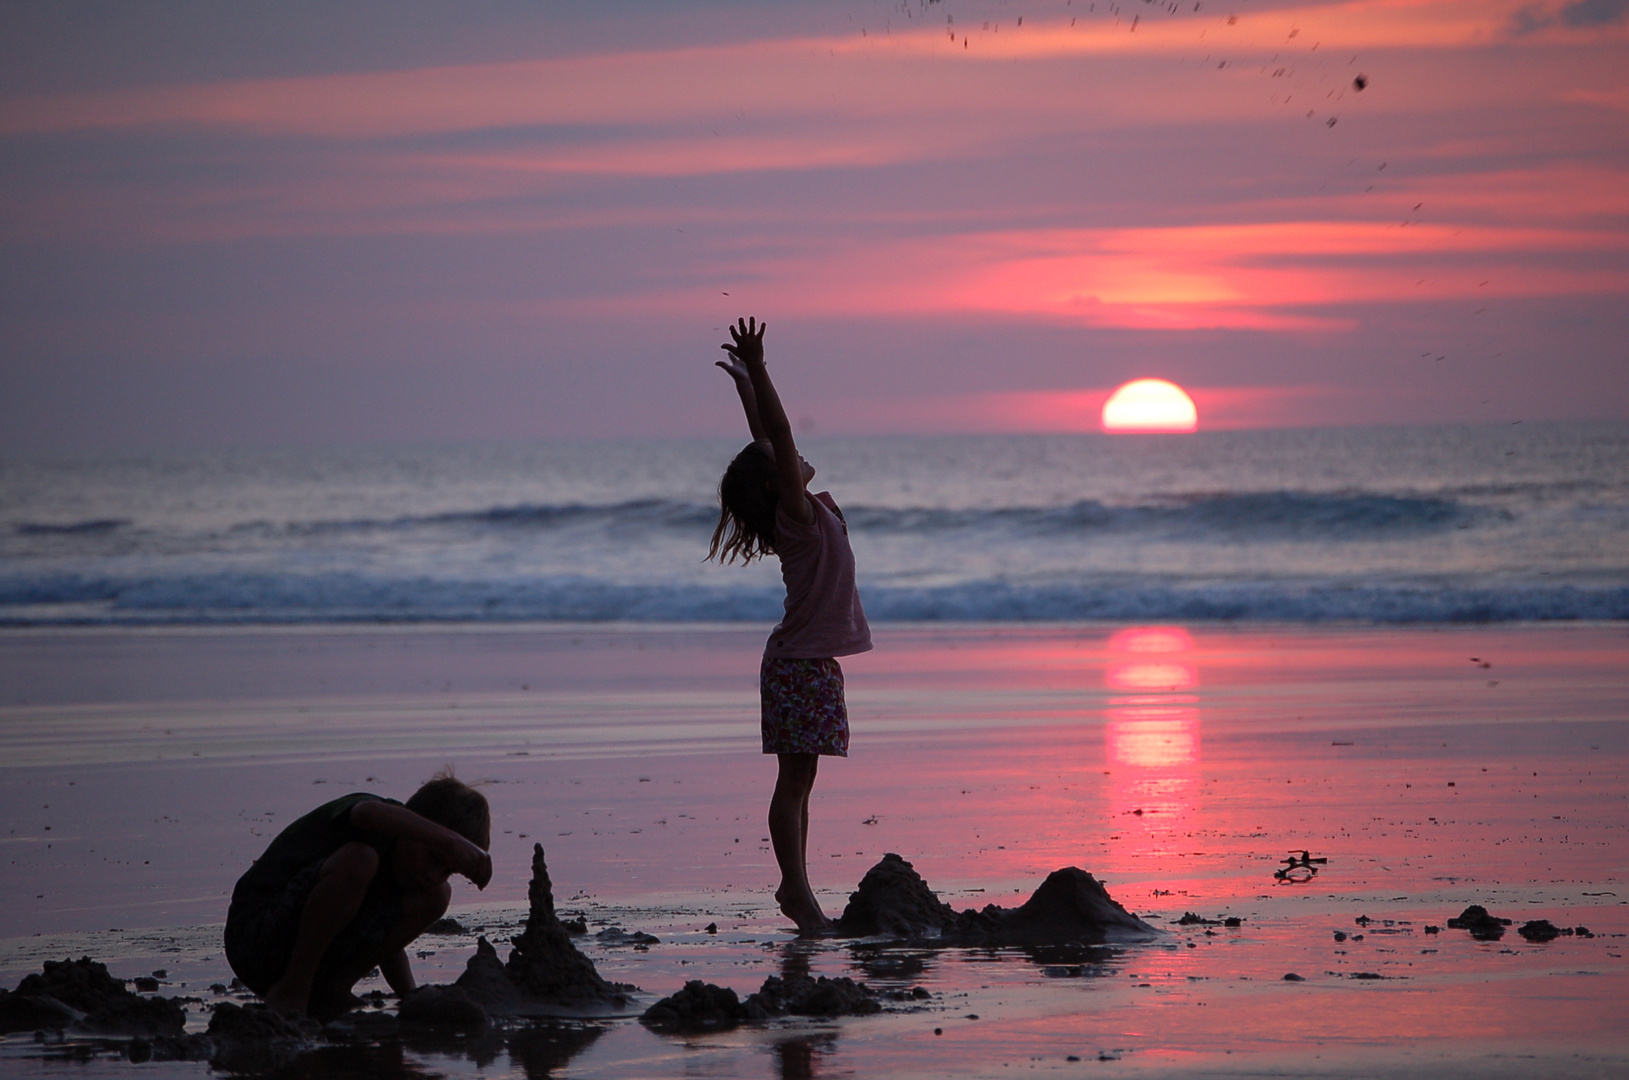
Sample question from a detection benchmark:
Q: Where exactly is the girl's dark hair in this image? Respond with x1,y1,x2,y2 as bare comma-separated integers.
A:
708,442,779,564
407,767,491,850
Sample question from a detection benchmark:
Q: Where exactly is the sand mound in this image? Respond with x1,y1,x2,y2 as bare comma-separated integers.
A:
750,973,882,1018
835,854,1159,944
999,867,1162,943
835,853,961,936
205,1002,318,1072
1447,904,1512,940
0,990,79,1034
205,1001,312,1041
1,957,187,1037
398,985,487,1027
640,973,883,1033
640,981,745,1032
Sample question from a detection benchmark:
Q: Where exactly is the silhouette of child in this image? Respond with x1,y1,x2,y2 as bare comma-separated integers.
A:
709,317,872,934
223,770,492,1017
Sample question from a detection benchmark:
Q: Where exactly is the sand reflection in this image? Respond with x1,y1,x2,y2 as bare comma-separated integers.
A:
1104,627,1200,857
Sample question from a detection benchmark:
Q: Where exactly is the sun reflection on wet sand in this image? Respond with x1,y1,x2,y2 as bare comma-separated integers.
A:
2,625,1625,1078
1102,627,1204,891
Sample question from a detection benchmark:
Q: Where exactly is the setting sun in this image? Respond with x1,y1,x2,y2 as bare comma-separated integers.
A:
1101,378,1198,433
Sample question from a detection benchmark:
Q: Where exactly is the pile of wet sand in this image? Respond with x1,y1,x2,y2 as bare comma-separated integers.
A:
833,853,1160,944
0,958,187,1039
639,853,1156,1033
641,972,884,1033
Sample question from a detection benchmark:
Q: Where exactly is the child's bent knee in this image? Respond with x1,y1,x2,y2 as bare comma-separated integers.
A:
321,842,380,886
403,880,452,924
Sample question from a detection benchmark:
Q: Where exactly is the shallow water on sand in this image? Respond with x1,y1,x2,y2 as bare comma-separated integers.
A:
1,624,1625,1077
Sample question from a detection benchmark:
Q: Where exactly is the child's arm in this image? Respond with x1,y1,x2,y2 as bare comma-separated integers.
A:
716,354,767,443
379,948,417,999
722,317,814,525
350,800,493,889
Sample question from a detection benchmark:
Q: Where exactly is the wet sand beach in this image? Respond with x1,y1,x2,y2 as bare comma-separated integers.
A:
2,623,1626,1078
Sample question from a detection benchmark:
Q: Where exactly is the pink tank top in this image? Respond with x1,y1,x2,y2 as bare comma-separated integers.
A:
764,491,873,660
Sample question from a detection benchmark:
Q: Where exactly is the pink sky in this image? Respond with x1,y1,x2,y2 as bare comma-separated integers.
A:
0,0,1625,448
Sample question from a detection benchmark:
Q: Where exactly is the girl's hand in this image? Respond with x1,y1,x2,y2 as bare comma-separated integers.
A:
721,316,766,366
444,834,493,890
715,356,751,383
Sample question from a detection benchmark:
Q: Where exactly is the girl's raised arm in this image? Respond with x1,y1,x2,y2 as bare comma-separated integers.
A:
716,353,767,443
722,317,813,525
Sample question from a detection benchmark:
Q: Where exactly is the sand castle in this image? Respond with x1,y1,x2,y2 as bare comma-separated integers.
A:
453,843,633,1016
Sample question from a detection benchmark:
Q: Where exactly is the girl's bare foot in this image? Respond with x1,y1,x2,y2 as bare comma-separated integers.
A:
260,979,309,1018
776,884,832,935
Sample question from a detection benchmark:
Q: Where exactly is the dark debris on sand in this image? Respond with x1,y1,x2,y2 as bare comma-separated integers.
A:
1443,905,1594,944
833,853,1160,944
1518,919,1593,942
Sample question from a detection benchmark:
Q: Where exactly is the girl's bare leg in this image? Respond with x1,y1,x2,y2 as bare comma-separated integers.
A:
307,878,452,1019
262,842,379,1016
770,753,829,934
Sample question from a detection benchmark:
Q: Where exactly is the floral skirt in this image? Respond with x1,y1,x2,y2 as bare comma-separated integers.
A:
760,656,849,757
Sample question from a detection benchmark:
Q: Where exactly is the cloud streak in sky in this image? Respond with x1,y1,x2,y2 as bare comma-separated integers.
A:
0,0,1624,448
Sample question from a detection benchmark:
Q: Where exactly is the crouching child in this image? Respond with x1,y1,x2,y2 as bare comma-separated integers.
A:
224,770,493,1018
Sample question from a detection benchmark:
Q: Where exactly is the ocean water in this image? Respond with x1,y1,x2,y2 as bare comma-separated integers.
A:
2,423,1625,626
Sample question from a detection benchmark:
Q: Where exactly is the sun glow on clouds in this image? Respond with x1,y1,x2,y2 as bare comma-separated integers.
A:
0,0,1625,444
0,0,1583,142
840,385,1329,435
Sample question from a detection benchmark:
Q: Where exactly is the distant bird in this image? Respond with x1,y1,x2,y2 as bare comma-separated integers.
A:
1353,74,1368,91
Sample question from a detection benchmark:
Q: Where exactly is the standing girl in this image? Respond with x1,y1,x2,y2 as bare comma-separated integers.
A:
708,317,871,934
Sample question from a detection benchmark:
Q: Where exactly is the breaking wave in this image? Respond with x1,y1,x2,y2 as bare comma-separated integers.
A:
3,570,1622,626
221,490,1499,543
